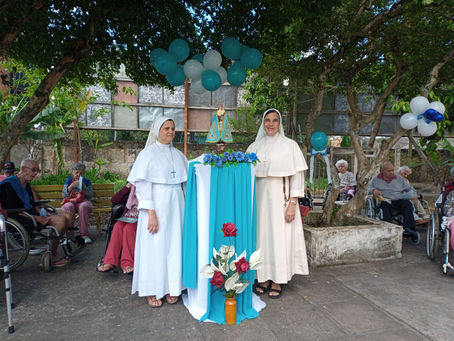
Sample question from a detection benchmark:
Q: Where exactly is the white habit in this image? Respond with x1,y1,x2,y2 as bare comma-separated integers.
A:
128,139,188,299
246,108,309,284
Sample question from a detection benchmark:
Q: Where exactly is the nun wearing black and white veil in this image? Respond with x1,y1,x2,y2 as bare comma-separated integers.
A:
128,116,188,308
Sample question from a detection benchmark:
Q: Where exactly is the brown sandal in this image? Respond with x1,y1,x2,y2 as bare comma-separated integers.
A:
147,296,162,308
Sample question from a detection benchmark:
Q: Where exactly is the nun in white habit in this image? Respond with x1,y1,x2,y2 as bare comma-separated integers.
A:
246,108,309,299
128,116,188,308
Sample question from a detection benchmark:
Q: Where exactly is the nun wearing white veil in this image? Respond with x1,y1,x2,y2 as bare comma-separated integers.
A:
246,108,309,299
128,116,188,308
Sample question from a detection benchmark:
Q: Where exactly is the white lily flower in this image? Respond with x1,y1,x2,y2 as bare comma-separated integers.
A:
234,281,249,294
213,247,218,259
230,260,237,272
249,249,263,270
219,245,235,260
200,264,214,278
224,272,240,292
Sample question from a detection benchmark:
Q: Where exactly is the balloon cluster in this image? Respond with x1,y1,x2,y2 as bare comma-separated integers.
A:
149,37,263,93
399,96,445,137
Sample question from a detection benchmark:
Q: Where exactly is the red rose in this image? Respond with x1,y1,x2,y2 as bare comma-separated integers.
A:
234,257,249,274
210,271,225,289
222,222,238,237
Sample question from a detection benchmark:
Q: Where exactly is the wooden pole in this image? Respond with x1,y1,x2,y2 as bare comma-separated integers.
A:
184,78,188,156
73,118,79,162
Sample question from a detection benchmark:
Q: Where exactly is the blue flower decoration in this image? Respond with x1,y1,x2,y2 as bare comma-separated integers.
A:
248,152,258,162
203,154,213,163
236,151,245,161
202,150,259,168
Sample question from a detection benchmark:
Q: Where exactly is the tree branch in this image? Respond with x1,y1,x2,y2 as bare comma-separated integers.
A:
420,48,454,97
0,0,48,55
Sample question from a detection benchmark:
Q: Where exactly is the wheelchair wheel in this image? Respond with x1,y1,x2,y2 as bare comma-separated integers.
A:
441,228,451,275
41,251,52,272
426,212,439,260
364,198,377,219
4,218,30,271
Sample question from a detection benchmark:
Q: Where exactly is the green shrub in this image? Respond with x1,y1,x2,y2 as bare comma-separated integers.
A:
32,167,126,192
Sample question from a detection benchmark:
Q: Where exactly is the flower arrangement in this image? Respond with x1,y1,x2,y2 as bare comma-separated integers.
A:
200,222,262,298
203,150,259,168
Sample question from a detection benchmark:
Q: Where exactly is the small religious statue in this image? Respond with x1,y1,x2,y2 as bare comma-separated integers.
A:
205,102,233,150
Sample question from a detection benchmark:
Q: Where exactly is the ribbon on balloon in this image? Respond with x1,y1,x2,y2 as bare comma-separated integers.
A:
309,147,332,185
399,96,445,137
149,37,263,93
308,131,331,184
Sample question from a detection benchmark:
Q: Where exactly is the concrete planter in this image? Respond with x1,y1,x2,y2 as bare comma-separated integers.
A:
303,211,402,267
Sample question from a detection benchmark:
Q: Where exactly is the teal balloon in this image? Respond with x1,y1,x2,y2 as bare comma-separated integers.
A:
201,69,221,91
310,131,328,151
192,54,204,64
240,47,262,69
227,61,246,86
221,37,242,60
149,48,167,65
154,51,177,75
168,39,190,62
166,65,186,86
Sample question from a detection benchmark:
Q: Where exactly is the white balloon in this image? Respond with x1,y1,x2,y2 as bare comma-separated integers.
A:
183,59,203,80
417,119,437,137
190,79,205,94
399,113,418,130
410,96,429,115
217,66,227,84
203,50,222,70
427,101,445,115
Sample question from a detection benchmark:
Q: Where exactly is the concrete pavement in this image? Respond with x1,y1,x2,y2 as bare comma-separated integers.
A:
1,224,452,341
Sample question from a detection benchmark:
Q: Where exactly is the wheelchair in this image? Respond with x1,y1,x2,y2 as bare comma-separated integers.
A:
97,203,125,270
426,203,453,274
322,184,355,208
1,205,85,272
363,196,429,245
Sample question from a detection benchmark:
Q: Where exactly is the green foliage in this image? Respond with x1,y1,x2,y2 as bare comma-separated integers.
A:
32,167,126,192
307,177,329,195
31,170,72,185
0,59,45,132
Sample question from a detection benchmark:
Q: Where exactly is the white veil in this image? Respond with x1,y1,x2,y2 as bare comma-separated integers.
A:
254,108,285,142
145,116,175,147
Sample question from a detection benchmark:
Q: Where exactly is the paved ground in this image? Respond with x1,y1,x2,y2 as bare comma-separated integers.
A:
1,223,452,341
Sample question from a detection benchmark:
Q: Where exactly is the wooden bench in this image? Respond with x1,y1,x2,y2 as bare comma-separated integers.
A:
31,183,115,236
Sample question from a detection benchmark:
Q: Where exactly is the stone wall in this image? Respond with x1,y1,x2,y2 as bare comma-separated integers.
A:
10,140,248,178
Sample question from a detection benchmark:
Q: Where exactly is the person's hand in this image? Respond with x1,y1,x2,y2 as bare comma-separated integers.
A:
126,182,132,188
147,210,159,234
372,189,382,198
285,199,297,223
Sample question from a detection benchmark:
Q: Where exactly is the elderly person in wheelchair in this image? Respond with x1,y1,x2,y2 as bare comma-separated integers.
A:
0,158,74,267
368,161,420,244
397,165,429,224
